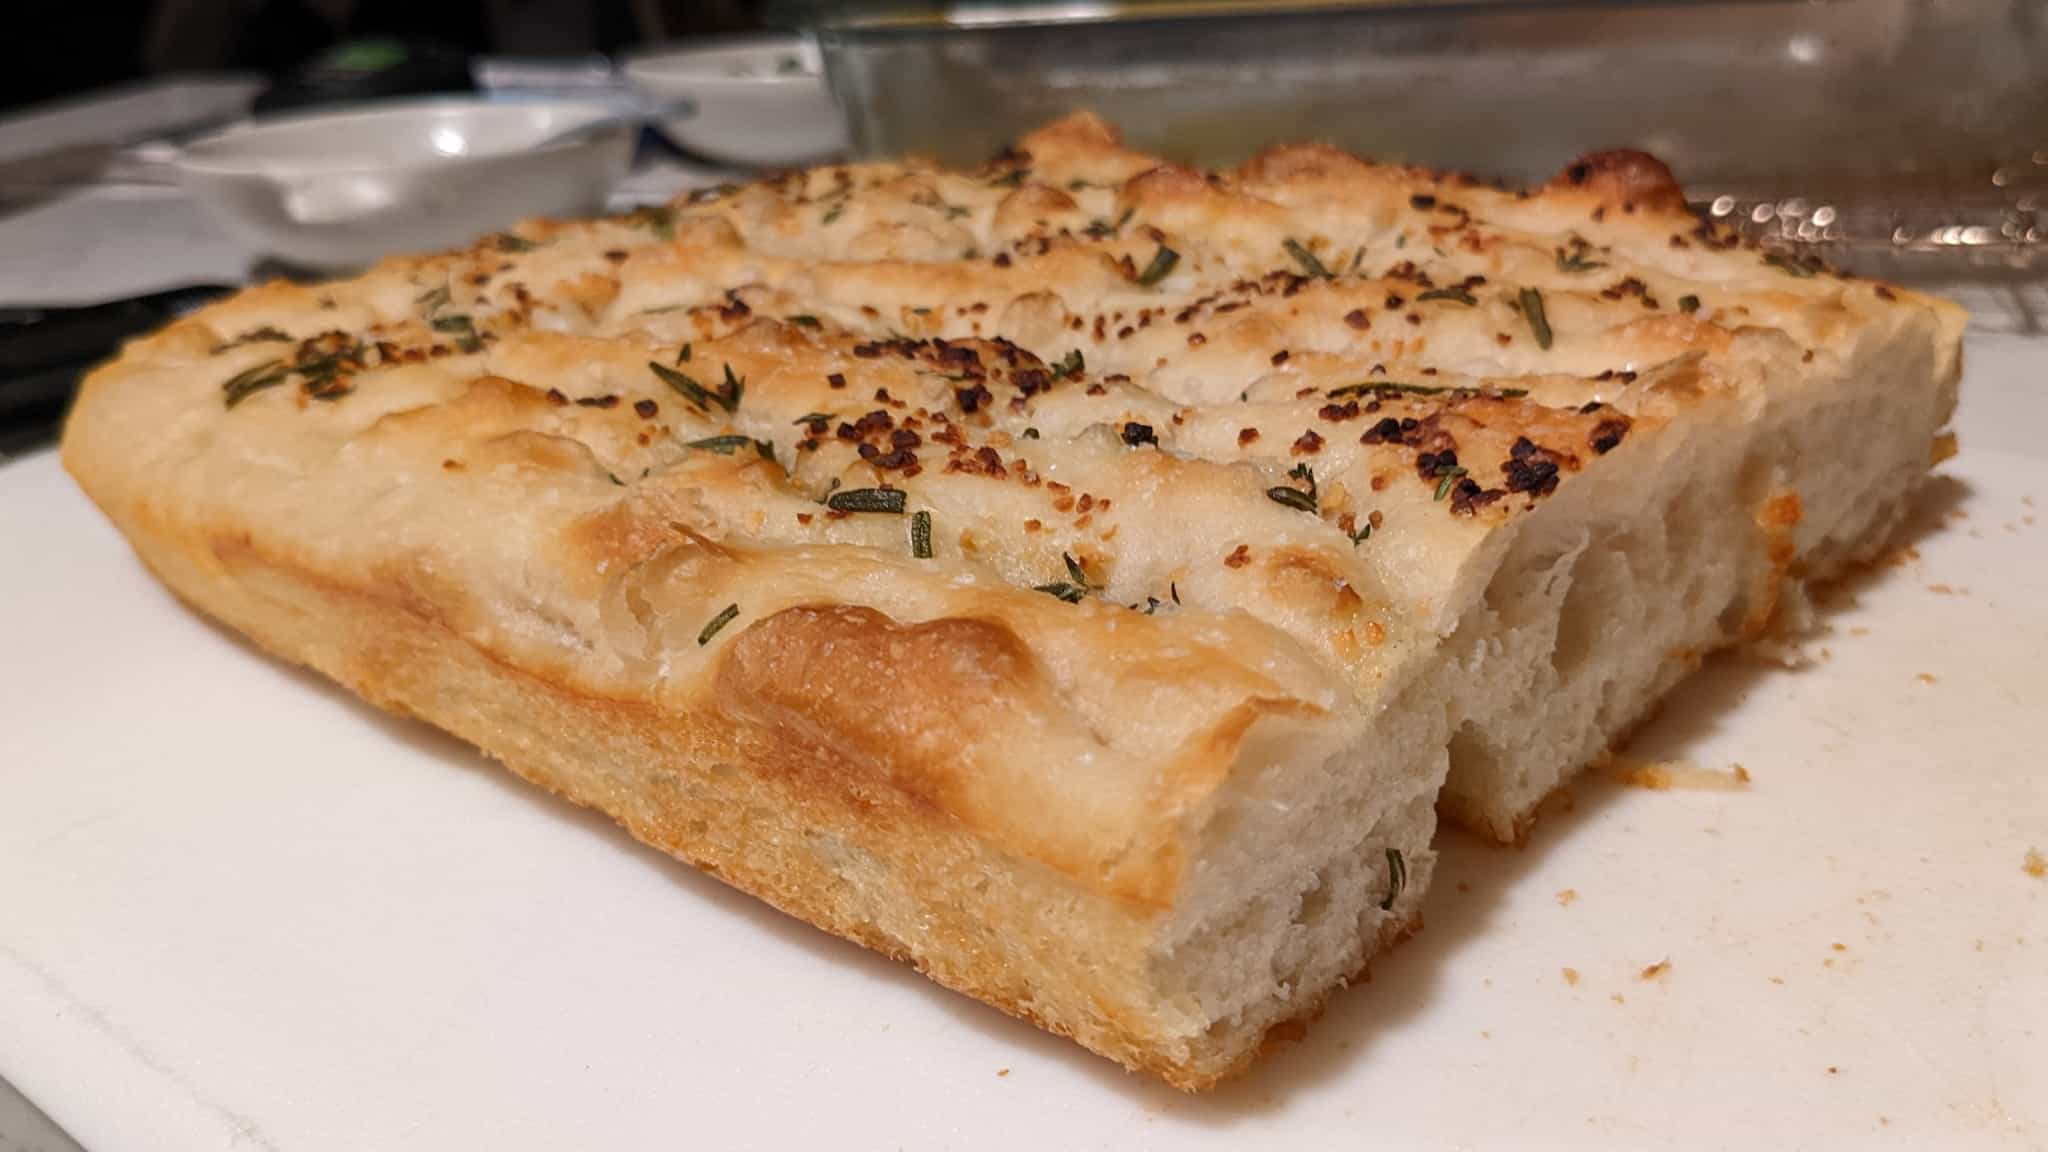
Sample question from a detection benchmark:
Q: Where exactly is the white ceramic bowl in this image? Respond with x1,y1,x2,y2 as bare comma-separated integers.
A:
173,98,635,270
623,34,849,168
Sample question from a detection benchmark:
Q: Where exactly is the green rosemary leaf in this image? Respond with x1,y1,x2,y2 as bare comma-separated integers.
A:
826,487,907,514
431,313,483,353
1434,466,1469,500
220,360,290,408
1326,381,1447,399
1763,252,1816,278
1266,485,1318,513
1554,243,1604,273
1416,285,1478,306
910,510,933,558
1518,287,1554,350
686,434,756,455
1136,245,1180,287
633,205,676,240
650,361,718,411
697,603,740,646
1083,208,1134,240
1283,238,1332,279
1380,848,1407,910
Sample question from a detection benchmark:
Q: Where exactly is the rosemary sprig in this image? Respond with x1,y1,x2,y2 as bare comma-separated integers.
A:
220,360,290,408
686,434,757,455
431,314,483,353
1136,245,1180,287
1518,287,1554,350
1327,381,1446,398
1083,208,1134,239
1380,848,1407,910
1416,285,1478,306
648,361,739,413
632,205,676,240
826,487,907,514
697,603,740,646
1034,553,1091,603
1267,486,1317,513
1763,252,1817,278
1554,241,1605,273
1283,238,1332,279
1267,461,1319,513
910,510,933,558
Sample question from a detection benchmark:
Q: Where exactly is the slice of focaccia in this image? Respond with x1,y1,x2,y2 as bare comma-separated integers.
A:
61,113,1962,1089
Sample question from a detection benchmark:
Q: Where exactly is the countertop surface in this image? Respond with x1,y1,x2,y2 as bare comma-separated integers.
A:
2,81,2044,1152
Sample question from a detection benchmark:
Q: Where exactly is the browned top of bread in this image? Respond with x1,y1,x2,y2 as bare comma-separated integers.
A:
61,113,1964,909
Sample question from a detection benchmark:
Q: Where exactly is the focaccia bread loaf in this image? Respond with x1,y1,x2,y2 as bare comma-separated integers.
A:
61,113,1963,1088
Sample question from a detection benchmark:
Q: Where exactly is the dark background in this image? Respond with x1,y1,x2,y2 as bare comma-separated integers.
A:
0,0,763,112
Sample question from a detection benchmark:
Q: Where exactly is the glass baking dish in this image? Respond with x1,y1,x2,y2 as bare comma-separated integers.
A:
785,0,2047,284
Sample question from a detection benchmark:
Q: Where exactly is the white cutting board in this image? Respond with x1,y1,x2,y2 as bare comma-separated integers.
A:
2,333,2043,1151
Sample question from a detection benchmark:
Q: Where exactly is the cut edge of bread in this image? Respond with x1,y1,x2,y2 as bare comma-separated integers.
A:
1432,308,1964,842
96,483,1447,1091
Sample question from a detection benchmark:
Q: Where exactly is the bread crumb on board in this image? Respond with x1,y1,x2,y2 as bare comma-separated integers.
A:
1561,967,1580,987
1916,672,1938,684
1612,757,1751,791
1639,959,1671,981
997,1068,1010,1078
1556,888,1578,907
2025,847,2046,878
